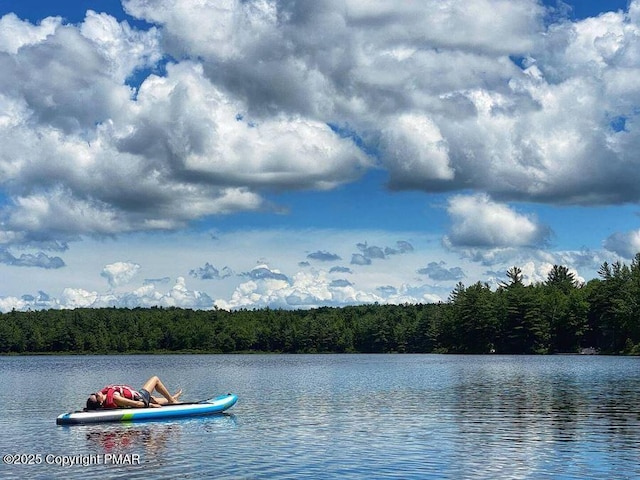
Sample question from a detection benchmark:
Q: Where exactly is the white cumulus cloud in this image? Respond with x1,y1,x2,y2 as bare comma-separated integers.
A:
216,267,383,310
1,1,639,312
2,1,640,248
604,229,640,259
444,194,550,248
101,261,141,288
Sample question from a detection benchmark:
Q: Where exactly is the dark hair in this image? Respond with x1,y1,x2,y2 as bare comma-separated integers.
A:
86,394,101,411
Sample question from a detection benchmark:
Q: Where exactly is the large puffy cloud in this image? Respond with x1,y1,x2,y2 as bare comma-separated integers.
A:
119,0,640,205
444,194,550,248
1,0,640,289
121,0,544,125
379,113,454,186
79,10,162,83
603,229,640,258
101,261,141,287
0,15,368,244
121,62,369,192
0,19,140,134
0,13,61,54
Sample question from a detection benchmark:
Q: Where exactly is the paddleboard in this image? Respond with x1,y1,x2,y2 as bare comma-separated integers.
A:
56,393,237,425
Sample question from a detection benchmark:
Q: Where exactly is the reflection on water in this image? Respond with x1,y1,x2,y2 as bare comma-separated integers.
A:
80,414,238,456
448,358,640,450
84,423,176,454
1,354,639,479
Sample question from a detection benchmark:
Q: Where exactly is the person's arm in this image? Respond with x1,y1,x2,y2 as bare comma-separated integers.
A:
112,393,146,408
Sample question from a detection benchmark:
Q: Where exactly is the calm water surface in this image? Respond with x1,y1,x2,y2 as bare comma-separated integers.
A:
1,354,639,479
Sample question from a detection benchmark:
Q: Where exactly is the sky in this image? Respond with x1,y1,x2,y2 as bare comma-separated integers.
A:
0,0,639,312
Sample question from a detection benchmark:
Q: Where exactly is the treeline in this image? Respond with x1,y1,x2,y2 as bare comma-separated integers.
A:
2,256,640,355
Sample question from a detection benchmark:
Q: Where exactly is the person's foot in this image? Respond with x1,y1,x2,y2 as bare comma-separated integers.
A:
171,389,183,403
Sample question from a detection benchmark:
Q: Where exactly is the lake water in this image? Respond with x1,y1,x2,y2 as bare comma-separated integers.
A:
1,354,639,479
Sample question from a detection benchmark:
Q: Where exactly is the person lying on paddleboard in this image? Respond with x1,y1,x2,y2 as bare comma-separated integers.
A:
85,375,182,410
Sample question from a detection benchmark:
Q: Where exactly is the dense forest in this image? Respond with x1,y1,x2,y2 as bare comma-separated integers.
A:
2,256,640,355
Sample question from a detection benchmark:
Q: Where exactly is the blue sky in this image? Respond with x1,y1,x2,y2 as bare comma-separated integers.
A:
1,0,640,311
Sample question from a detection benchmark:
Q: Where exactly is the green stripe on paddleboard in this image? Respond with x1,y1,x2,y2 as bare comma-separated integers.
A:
121,412,135,421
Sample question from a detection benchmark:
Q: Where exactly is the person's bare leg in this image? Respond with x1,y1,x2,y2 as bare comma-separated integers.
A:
151,389,183,405
142,376,182,404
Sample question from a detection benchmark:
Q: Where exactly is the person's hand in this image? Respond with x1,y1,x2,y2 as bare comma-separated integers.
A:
150,403,162,408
